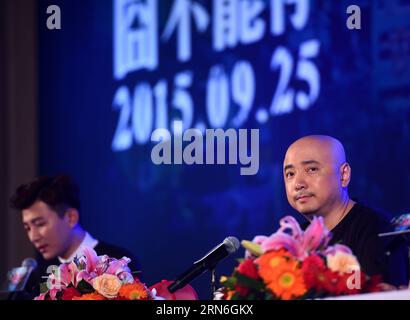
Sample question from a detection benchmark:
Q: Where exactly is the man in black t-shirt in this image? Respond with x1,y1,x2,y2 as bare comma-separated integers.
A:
283,135,409,286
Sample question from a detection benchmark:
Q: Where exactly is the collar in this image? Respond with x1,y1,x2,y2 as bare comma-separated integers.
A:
58,232,99,264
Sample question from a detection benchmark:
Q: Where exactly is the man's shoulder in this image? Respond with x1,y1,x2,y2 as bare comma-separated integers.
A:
94,241,140,271
349,202,394,233
345,202,405,254
94,241,134,259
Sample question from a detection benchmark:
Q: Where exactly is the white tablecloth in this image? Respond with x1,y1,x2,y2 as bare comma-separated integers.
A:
325,289,410,300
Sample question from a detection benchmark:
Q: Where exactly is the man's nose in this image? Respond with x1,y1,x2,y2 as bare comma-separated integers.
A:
28,228,41,244
294,174,307,191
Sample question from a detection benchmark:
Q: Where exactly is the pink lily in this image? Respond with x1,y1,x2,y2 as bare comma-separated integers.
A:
105,257,131,276
261,232,306,259
260,216,305,259
34,293,47,300
117,271,134,284
82,247,99,273
254,215,334,261
75,247,101,284
76,269,95,284
61,261,80,286
276,216,304,241
95,255,110,275
301,216,331,253
251,235,269,245
46,273,67,300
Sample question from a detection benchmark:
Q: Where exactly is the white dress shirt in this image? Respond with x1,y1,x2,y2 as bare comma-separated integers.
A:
58,232,99,263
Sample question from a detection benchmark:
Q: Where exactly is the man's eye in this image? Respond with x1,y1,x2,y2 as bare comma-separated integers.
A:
308,167,318,173
285,172,294,178
35,222,46,227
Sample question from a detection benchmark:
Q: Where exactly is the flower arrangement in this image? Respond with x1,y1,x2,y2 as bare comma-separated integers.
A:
35,248,158,300
219,216,383,300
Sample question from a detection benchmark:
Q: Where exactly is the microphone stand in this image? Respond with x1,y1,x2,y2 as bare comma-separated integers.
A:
210,268,217,299
379,229,410,282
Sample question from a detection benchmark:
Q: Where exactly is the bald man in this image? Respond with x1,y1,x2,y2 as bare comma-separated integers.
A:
283,135,409,286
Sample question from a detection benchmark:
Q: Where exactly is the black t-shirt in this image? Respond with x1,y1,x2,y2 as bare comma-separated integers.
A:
328,203,409,286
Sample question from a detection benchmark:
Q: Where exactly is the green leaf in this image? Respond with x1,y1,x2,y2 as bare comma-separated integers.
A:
265,292,277,300
56,290,63,300
76,279,94,294
247,293,257,300
230,292,243,300
40,282,49,294
235,272,264,291
77,262,86,271
220,277,237,289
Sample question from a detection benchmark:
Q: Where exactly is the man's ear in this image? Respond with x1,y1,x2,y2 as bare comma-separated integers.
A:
65,208,80,228
340,163,351,188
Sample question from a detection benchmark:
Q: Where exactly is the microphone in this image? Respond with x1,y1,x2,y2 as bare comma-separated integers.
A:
168,237,240,293
378,214,410,261
19,258,37,291
1,258,37,300
7,258,37,292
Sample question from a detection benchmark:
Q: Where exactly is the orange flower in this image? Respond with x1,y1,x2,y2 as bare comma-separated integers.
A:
256,249,291,283
118,282,150,300
267,263,306,300
72,292,106,300
256,250,306,300
224,290,234,300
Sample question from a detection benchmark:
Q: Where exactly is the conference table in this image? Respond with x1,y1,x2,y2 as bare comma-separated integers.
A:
325,289,410,300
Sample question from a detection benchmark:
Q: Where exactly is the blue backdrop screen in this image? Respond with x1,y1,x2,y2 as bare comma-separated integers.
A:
38,0,410,298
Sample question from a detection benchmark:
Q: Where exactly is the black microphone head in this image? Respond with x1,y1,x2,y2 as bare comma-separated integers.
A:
167,237,240,293
22,258,37,270
223,237,240,254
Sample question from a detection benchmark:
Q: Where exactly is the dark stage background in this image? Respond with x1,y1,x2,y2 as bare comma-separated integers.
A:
36,0,410,298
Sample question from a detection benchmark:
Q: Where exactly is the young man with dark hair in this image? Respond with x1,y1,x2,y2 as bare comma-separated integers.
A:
9,175,140,297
